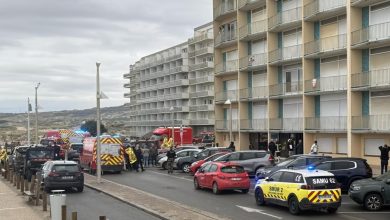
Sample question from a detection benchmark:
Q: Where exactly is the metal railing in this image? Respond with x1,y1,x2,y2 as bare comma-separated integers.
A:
189,90,214,98
189,61,214,71
189,75,214,84
240,53,267,70
269,44,302,63
215,90,238,102
214,0,237,19
352,68,390,89
124,83,131,88
304,0,346,19
352,115,390,131
305,116,347,131
240,86,268,100
215,31,237,47
269,81,303,97
352,21,390,46
215,119,239,131
123,73,131,78
124,93,131,98
189,104,214,112
189,119,215,125
305,34,347,56
188,32,214,44
240,119,268,130
238,0,265,9
195,47,213,56
269,117,303,131
215,60,239,75
269,7,302,30
239,19,267,39
305,75,347,93
351,0,386,7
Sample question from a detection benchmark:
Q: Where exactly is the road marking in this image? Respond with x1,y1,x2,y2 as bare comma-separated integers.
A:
339,212,390,214
236,205,283,219
147,170,193,182
0,207,27,211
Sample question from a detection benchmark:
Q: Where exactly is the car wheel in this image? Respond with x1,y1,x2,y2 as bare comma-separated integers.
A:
182,163,191,173
288,196,300,215
77,186,84,193
162,162,167,170
255,188,266,206
241,189,249,194
364,193,383,211
194,178,200,190
212,182,220,195
327,207,338,214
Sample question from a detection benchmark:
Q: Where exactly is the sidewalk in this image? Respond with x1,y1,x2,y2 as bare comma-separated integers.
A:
0,179,50,220
84,174,230,220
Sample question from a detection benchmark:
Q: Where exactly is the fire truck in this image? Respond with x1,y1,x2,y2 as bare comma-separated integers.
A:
149,127,193,147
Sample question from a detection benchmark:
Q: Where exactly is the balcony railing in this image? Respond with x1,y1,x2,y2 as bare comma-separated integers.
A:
123,73,131,78
189,61,214,72
240,53,267,70
240,86,268,100
351,22,390,47
189,75,214,84
124,92,131,98
214,0,237,20
352,115,390,131
305,75,347,94
240,119,268,130
190,119,215,125
269,7,302,31
238,0,266,10
304,0,346,20
269,81,303,97
239,19,267,40
215,60,239,75
215,31,237,47
188,32,214,44
195,47,213,56
269,118,303,131
269,44,302,64
189,90,214,98
351,68,390,89
215,119,239,131
304,34,347,57
351,0,385,7
189,104,214,112
305,116,347,131
215,90,238,102
124,83,131,88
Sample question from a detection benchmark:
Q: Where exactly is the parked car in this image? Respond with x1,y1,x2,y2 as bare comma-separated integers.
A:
190,152,229,174
349,172,390,211
40,160,84,192
68,143,83,161
175,147,231,173
23,146,55,180
255,154,332,181
158,149,201,170
157,146,199,162
10,145,30,174
213,150,272,175
194,162,250,194
310,158,373,191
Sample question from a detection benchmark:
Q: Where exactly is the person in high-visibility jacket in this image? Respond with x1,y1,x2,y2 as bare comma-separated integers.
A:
0,146,6,166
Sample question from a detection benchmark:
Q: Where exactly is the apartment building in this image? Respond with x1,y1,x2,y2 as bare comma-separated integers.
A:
124,23,215,137
213,0,390,165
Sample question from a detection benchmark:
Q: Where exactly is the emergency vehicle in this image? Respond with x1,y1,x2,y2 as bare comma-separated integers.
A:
41,130,68,158
254,169,341,215
80,136,124,174
150,127,193,147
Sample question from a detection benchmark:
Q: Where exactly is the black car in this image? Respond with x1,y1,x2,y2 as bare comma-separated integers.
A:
40,160,84,192
255,154,332,181
10,145,30,173
23,146,55,180
157,146,199,162
175,147,231,173
310,158,373,192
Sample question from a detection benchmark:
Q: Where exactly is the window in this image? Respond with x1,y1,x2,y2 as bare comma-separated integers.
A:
315,162,332,171
240,152,256,160
228,153,240,161
280,172,296,183
307,157,325,165
189,151,198,156
209,164,218,172
52,165,79,172
202,163,212,172
255,152,267,158
269,171,283,182
291,158,306,167
177,151,187,157
221,165,245,174
333,161,356,170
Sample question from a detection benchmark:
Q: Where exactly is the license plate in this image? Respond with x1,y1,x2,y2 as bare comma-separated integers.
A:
318,194,332,200
231,178,241,181
62,176,73,180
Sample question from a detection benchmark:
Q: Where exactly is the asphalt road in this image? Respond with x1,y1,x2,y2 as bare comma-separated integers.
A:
54,187,160,220
99,167,390,220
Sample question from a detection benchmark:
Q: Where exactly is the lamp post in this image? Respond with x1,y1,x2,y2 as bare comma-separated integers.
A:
170,106,174,147
224,99,232,143
35,82,40,145
27,98,32,145
96,62,102,183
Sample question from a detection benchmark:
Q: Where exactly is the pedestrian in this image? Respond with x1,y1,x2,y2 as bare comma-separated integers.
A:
166,146,176,174
379,144,390,174
249,143,254,150
310,140,319,155
53,144,61,160
296,139,303,155
228,142,235,152
268,140,277,158
288,139,295,157
150,144,158,166
0,146,6,166
215,143,219,147
135,145,144,172
143,146,150,168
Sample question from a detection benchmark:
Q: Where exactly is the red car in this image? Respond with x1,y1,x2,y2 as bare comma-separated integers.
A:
189,152,228,174
194,162,250,194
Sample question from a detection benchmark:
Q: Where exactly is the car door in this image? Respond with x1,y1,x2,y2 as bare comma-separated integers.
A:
262,171,284,203
205,164,219,188
383,176,390,204
197,163,211,187
238,152,256,173
226,152,240,163
331,161,356,189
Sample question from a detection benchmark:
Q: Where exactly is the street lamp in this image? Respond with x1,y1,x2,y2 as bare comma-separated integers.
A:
224,99,232,143
170,106,174,146
35,82,40,145
96,62,102,183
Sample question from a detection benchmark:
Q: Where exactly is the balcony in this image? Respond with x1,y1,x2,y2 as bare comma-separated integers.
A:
170,65,189,74
124,93,131,98
351,0,385,7
305,116,347,131
163,93,190,100
189,119,215,125
189,104,214,112
239,53,267,71
124,83,131,88
304,34,347,58
305,75,347,94
269,117,303,131
189,75,214,85
195,47,213,56
188,50,196,58
239,19,267,41
189,61,214,72
189,90,214,98
240,86,268,100
269,81,303,98
189,32,214,45
123,73,131,78
238,0,266,11
268,7,302,32
240,119,268,131
215,90,238,103
215,119,239,131
351,21,390,49
304,0,346,21
352,115,390,132
214,1,237,21
215,31,237,48
351,68,390,91
215,60,239,76
268,44,302,65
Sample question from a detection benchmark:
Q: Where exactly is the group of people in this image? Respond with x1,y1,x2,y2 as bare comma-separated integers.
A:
124,144,159,172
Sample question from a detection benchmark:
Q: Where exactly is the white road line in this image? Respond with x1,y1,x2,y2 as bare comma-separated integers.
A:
0,207,27,211
147,170,193,182
339,212,390,214
236,205,283,219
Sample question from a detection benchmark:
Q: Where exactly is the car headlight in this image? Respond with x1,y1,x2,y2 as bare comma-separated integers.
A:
351,185,361,191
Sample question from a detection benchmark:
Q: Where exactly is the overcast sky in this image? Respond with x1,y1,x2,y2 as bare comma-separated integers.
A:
0,0,212,113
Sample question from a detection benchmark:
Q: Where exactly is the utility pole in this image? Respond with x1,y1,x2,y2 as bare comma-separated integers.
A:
27,98,31,145
96,62,102,183
35,83,40,145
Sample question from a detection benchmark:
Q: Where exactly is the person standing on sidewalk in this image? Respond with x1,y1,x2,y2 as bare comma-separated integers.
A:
143,146,150,168
135,145,144,172
149,144,158,167
288,139,295,157
379,144,390,174
166,146,176,174
310,140,319,155
296,139,303,155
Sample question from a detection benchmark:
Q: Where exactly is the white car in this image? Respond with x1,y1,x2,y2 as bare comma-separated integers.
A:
158,149,201,170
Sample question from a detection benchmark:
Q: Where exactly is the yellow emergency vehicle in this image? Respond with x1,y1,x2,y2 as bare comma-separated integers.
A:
254,168,341,215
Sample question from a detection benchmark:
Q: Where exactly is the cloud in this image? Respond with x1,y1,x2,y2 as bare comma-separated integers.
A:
0,0,212,113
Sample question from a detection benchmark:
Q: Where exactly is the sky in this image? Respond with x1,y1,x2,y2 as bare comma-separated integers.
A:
0,0,212,113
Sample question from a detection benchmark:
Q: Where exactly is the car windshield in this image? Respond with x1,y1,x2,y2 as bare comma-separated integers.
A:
373,172,390,181
71,144,83,153
221,165,245,174
29,150,53,159
276,159,294,167
53,165,79,172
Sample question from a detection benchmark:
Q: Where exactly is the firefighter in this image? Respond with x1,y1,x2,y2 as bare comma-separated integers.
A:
0,146,6,166
166,146,176,174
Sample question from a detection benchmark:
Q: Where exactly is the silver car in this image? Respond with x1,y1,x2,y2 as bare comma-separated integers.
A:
158,149,201,170
213,150,271,175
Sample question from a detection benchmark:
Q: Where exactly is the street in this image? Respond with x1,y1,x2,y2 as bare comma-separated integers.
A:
96,167,390,220
63,187,160,220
